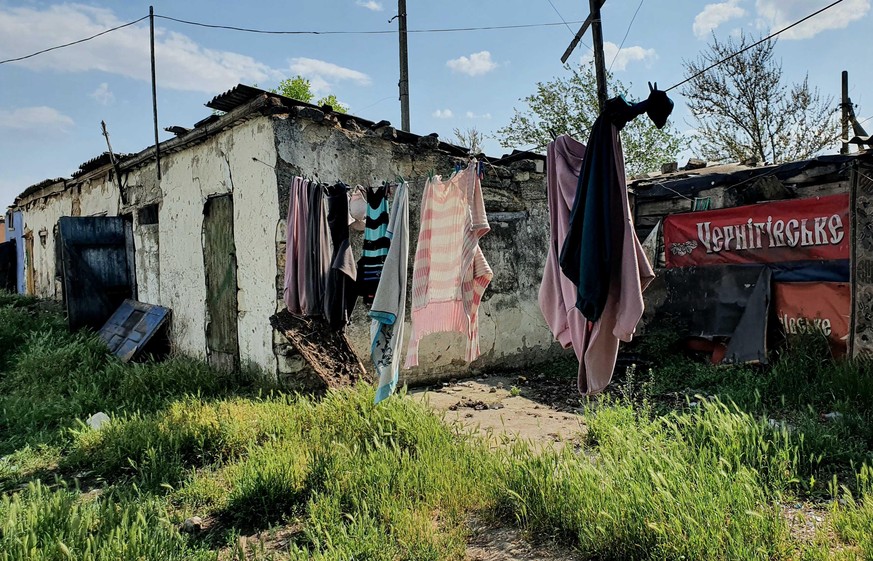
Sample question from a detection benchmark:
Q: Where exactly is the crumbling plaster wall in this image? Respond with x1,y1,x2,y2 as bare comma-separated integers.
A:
19,189,71,300
17,117,280,378
272,113,564,386
134,116,279,374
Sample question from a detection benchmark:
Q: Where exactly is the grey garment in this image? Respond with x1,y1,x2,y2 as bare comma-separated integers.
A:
723,267,771,364
370,182,409,404
663,264,771,364
302,182,331,316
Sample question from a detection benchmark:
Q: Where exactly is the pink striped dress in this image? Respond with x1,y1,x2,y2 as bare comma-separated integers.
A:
404,162,492,367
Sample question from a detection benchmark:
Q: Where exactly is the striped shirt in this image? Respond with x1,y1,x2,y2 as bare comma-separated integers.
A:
357,186,389,305
404,162,492,367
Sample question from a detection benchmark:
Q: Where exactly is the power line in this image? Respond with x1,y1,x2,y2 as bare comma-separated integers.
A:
0,15,149,65
608,0,645,74
666,0,845,93
544,0,576,36
154,14,586,35
0,13,588,66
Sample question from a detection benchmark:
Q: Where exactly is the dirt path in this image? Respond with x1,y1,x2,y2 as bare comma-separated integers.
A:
409,374,586,560
408,374,587,451
465,516,582,561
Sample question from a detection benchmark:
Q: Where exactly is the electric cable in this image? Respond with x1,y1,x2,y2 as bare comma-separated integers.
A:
153,14,587,35
0,15,149,65
608,0,645,73
666,0,846,92
544,0,576,36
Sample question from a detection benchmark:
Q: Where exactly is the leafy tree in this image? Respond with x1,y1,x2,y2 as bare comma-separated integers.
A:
496,65,684,177
453,127,486,154
271,76,349,114
272,76,314,103
682,32,835,165
315,94,349,114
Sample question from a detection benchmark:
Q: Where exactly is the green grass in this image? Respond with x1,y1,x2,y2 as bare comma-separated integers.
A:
0,293,872,559
496,398,794,560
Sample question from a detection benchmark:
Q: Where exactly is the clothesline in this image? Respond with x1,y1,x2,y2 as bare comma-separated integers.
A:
282,161,493,404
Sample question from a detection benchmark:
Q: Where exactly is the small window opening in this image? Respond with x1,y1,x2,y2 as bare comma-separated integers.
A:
138,204,159,225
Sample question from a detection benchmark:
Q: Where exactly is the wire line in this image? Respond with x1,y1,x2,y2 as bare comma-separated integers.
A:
608,0,645,73
666,0,845,92
154,14,585,35
0,15,149,65
544,0,576,36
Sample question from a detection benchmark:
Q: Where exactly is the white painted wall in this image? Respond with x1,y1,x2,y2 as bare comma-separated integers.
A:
16,116,280,378
133,223,160,304
78,177,121,217
152,117,279,374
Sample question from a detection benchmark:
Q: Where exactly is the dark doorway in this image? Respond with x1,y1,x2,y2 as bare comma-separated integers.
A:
202,195,240,371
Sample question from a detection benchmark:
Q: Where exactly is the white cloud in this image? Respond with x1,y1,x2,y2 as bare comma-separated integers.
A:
0,106,74,131
582,42,657,71
755,0,870,39
693,0,746,38
90,82,115,105
465,111,492,119
288,57,371,95
356,0,384,11
432,109,453,119
0,4,286,92
446,51,498,77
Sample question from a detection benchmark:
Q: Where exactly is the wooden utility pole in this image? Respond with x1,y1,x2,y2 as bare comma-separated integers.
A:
560,0,608,112
841,70,850,155
100,121,125,196
588,0,608,111
149,6,161,179
397,0,410,132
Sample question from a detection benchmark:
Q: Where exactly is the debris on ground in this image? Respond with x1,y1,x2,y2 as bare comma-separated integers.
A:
86,412,110,430
270,309,368,388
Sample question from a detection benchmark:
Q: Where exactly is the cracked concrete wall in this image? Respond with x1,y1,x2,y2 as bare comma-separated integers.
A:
272,113,564,386
146,117,279,374
16,108,564,387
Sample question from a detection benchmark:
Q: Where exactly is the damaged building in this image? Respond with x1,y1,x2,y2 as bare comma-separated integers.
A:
6,85,561,386
628,151,873,360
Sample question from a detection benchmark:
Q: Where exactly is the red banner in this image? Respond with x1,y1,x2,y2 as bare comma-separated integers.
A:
773,282,850,356
663,194,849,268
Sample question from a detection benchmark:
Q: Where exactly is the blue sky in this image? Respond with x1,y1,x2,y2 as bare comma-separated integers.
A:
0,0,871,208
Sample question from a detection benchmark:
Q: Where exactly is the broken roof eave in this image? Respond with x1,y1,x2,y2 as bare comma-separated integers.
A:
630,153,868,201
12,84,547,209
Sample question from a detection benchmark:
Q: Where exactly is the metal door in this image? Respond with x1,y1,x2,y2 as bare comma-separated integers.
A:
58,216,136,331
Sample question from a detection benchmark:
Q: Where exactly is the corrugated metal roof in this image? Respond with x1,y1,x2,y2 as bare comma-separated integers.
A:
206,84,266,113
72,152,133,178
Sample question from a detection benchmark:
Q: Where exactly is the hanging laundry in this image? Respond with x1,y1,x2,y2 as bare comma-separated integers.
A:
405,162,492,368
539,135,591,373
556,85,673,394
357,186,390,305
348,187,367,232
283,177,330,316
323,183,358,329
370,182,410,404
